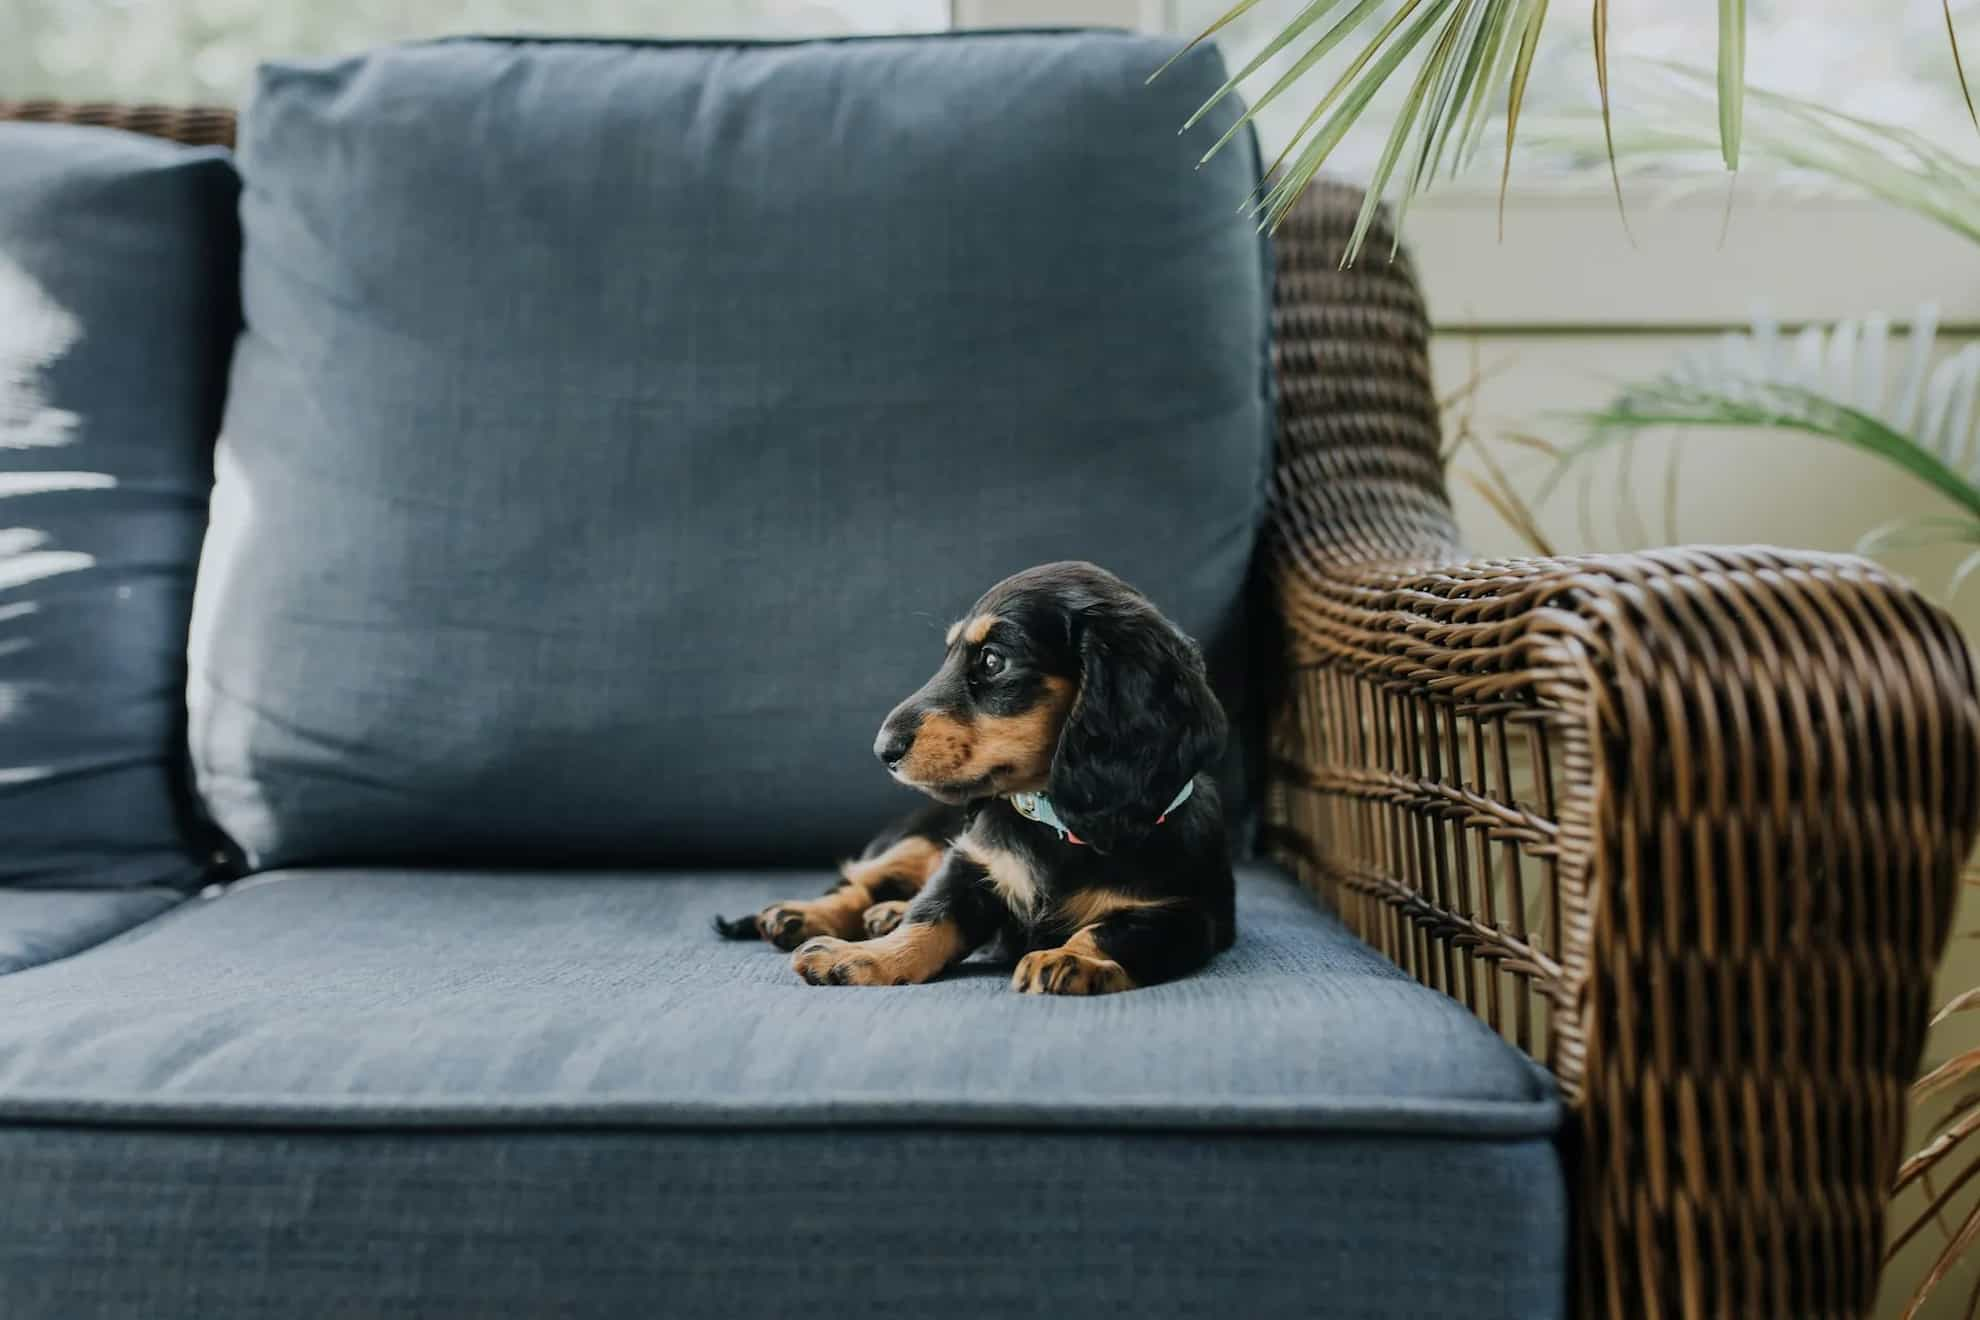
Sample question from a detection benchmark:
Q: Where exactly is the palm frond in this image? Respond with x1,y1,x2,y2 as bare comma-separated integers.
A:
1566,308,1980,592
1921,1049,1980,1104
1899,1102,1980,1195
1954,546,1980,595
1907,1199,1980,1320
1717,0,1745,169
1858,514,1980,558
1591,0,1629,236
1153,1,1701,261
1935,986,1980,1027
1890,1135,1980,1263
1158,6,1980,262
1949,0,1978,135
1190,0,1377,160
1497,0,1547,238
1925,1091,1980,1145
1523,65,1980,246
1150,0,1270,84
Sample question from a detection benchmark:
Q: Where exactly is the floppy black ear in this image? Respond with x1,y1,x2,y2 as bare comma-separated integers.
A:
1046,601,1227,854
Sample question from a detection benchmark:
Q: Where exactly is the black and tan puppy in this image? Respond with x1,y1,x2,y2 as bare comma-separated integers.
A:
715,561,1234,994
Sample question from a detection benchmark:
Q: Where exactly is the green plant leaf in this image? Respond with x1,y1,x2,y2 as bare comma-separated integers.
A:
1718,0,1745,169
1954,547,1980,597
1856,515,1980,557
1348,11,1448,251
1591,0,1631,237
1499,0,1549,238
1255,0,1460,239
1453,0,1518,174
1560,310,1980,559
1149,0,1268,84
1179,0,1344,132
1196,0,1384,165
1417,0,1497,192
1251,0,1425,188
1374,0,1476,255
1522,65,1980,246
1948,0,1979,135
1569,384,1980,524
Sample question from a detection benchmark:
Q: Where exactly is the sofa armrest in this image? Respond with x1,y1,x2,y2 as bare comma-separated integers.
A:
1266,185,1980,1319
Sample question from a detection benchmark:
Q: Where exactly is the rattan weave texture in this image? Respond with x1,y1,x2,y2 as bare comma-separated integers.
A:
0,100,237,148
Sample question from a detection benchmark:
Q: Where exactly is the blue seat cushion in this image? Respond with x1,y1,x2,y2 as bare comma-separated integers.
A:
0,866,1564,1318
191,32,1274,870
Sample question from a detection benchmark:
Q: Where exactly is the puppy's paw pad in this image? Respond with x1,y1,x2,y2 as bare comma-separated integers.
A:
862,900,910,939
756,905,817,951
792,938,897,987
1011,949,1133,996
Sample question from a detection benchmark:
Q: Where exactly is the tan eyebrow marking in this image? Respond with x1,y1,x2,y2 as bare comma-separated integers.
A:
945,619,964,647
964,615,999,645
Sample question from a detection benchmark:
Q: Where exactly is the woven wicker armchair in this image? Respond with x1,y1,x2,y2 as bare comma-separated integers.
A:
15,99,1978,1320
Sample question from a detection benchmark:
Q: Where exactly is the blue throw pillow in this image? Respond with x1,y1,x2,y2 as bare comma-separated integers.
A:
193,32,1271,869
0,124,238,890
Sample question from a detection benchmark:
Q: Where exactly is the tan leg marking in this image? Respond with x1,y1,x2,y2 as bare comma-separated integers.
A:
755,836,946,950
1053,889,1178,932
792,919,968,987
1010,926,1136,996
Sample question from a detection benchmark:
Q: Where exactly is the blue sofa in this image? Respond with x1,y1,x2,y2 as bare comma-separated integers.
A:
0,30,1970,1320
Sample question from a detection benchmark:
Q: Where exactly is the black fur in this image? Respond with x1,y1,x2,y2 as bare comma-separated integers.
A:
1037,569,1228,855
717,561,1235,991
906,783,1234,974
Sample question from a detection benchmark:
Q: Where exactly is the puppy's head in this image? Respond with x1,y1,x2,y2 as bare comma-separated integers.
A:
875,561,1226,851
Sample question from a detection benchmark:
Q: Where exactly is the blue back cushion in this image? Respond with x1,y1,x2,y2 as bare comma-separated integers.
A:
193,33,1271,868
0,125,238,889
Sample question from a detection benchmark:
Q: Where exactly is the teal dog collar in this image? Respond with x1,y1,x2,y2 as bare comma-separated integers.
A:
1007,780,1195,846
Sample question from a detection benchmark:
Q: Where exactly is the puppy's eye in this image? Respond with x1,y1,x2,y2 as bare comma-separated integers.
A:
975,648,1006,678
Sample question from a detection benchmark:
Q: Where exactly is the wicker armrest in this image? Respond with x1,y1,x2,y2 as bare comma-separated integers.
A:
1266,185,1980,1319
0,99,237,148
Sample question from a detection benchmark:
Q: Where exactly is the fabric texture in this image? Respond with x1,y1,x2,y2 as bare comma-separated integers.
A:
192,32,1274,870
0,124,237,890
0,865,1557,1129
0,888,181,975
0,865,1565,1317
0,1125,1566,1320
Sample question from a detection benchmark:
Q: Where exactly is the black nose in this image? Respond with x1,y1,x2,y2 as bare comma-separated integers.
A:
875,719,916,769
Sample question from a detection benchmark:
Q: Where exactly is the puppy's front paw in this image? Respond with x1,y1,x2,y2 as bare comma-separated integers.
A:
756,904,832,951
862,900,910,938
1011,947,1134,996
792,937,905,987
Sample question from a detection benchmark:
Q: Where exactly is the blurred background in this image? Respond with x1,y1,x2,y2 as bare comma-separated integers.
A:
9,2,1980,1313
